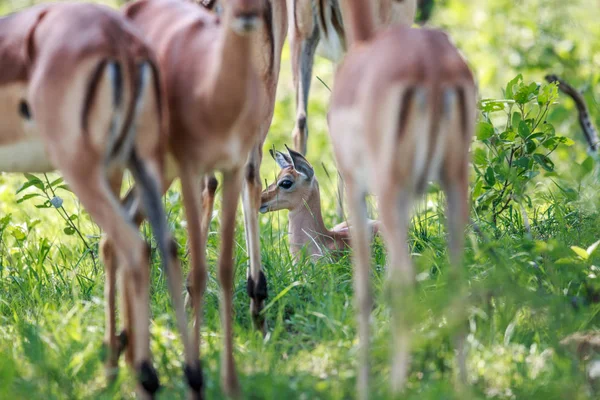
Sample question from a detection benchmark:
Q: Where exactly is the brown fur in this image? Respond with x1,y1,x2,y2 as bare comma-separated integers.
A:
121,0,287,396
0,3,184,398
328,1,476,398
195,0,287,335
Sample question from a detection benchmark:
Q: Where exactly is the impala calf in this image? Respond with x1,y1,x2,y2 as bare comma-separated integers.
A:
329,0,476,397
121,0,281,396
260,147,378,259
0,3,189,398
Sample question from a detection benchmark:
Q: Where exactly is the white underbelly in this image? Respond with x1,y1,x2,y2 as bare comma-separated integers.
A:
0,138,54,173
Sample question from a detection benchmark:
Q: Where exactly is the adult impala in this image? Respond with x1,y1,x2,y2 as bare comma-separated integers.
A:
328,0,476,397
0,3,193,398
195,0,287,334
119,0,285,396
288,0,417,219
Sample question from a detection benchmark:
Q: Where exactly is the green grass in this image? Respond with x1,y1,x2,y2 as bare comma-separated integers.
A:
2,0,600,399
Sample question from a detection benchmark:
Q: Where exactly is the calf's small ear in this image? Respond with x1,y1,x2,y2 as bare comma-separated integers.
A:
285,145,314,180
270,149,292,169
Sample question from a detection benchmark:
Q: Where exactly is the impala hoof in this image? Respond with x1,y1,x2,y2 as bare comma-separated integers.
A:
247,271,268,334
138,361,160,395
185,360,204,396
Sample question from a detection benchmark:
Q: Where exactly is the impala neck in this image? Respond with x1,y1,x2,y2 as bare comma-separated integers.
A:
340,0,375,45
288,180,333,256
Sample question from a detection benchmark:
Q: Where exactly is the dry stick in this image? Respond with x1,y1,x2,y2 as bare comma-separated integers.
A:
545,74,599,152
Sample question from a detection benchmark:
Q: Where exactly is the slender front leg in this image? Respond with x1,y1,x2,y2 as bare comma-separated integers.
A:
289,3,320,155
218,168,244,397
179,164,208,398
346,179,372,400
242,145,267,334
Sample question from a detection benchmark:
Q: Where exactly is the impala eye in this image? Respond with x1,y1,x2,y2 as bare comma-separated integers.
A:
278,179,293,189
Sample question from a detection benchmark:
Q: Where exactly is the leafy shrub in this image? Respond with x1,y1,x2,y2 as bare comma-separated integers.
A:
473,75,572,227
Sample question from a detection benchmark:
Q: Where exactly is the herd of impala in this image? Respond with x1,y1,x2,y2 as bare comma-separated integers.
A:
0,0,475,398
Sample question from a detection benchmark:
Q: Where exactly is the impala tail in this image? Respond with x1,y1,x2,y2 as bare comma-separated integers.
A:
386,83,472,195
127,62,171,277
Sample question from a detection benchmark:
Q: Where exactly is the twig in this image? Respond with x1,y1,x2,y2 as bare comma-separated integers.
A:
545,74,599,152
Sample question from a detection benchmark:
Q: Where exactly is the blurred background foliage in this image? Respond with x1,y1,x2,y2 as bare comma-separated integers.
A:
1,0,600,399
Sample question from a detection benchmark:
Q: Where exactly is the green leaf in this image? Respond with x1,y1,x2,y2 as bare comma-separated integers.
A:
581,156,595,175
556,136,575,146
473,148,487,166
0,214,11,230
518,121,531,138
533,154,554,172
479,99,509,113
500,129,517,141
16,193,41,204
505,74,523,99
484,166,496,186
16,179,44,194
48,177,64,187
514,82,538,104
511,111,522,129
64,226,76,236
514,156,531,168
542,123,556,136
477,121,495,140
571,246,589,260
525,140,537,154
541,137,558,151
538,82,559,105
10,226,27,241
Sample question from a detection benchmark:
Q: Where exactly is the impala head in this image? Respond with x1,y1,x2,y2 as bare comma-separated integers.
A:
223,0,265,34
260,146,316,214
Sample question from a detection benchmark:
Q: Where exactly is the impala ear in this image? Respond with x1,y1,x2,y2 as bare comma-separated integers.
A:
270,148,292,169
285,145,314,180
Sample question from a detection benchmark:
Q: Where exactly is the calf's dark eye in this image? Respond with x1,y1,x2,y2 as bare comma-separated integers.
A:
278,180,293,189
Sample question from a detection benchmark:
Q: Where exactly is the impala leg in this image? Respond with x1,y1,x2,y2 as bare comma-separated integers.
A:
346,179,372,400
290,11,320,155
219,168,243,397
443,169,470,386
179,165,207,398
100,237,120,381
62,168,158,398
378,188,413,394
131,155,203,397
185,173,217,303
242,146,267,334
100,172,126,382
